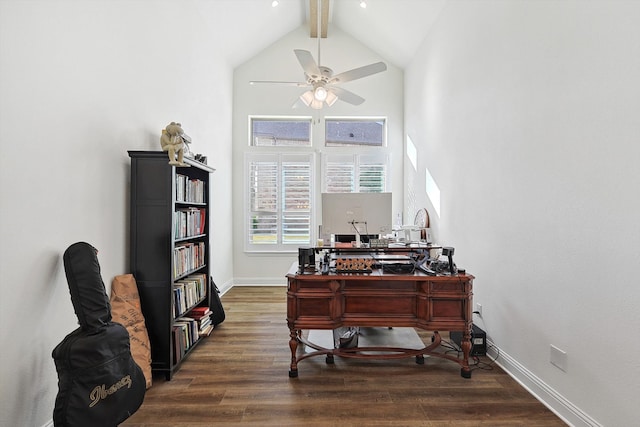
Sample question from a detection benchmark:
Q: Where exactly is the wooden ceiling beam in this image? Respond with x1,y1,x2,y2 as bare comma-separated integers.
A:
310,0,329,38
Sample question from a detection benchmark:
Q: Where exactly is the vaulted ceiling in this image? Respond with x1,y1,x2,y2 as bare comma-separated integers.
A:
195,0,448,68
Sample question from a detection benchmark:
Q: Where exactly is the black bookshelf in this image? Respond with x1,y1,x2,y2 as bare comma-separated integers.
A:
128,151,215,380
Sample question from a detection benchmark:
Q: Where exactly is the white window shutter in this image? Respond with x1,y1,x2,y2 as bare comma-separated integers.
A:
248,158,278,245
323,154,388,193
246,152,313,251
359,163,386,193
325,162,355,193
282,161,311,244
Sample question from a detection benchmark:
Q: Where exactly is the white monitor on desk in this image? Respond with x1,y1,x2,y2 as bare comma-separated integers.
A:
321,192,392,240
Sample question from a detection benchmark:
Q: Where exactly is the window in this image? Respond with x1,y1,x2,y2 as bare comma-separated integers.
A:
323,153,388,193
250,117,312,146
246,153,314,252
245,116,388,251
325,118,386,147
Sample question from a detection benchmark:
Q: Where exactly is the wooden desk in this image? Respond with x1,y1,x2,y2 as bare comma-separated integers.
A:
286,263,474,378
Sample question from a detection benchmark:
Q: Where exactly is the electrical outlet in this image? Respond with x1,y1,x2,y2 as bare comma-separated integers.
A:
476,303,482,316
550,345,567,372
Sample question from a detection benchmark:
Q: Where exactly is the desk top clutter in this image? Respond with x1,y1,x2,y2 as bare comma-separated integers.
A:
297,243,460,277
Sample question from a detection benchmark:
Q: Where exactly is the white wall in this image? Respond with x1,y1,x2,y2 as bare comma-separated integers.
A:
0,1,234,426
405,1,640,425
232,25,404,283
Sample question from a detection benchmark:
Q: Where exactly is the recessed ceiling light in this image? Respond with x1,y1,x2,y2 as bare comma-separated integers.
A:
272,0,279,7
360,1,367,8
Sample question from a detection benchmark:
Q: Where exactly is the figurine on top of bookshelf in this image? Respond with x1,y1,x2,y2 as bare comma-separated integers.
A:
160,121,189,166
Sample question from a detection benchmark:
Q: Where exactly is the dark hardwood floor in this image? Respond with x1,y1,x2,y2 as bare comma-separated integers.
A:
122,286,566,426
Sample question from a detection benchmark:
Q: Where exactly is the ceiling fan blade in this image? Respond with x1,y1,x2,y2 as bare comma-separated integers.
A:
329,61,387,84
294,49,321,78
249,80,309,87
329,87,365,106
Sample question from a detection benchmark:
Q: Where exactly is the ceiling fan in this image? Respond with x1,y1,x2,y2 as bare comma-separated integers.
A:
249,1,387,109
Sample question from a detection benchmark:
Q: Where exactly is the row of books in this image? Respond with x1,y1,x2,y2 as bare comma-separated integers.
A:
172,306,214,364
172,317,199,364
173,273,207,318
175,174,205,204
173,242,206,278
174,207,206,239
187,306,214,337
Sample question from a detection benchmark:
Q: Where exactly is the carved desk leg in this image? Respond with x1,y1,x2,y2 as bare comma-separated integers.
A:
289,328,300,378
460,324,472,378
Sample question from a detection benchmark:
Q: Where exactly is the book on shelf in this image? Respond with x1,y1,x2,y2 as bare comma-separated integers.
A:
199,208,206,234
199,316,212,329
175,174,205,204
185,305,212,334
172,325,185,364
172,284,185,318
199,324,214,337
172,274,207,317
174,207,207,239
174,317,199,350
173,242,206,278
189,306,211,318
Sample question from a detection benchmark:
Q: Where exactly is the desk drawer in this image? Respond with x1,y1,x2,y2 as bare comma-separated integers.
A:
343,294,416,316
343,279,416,292
426,279,469,294
289,278,336,292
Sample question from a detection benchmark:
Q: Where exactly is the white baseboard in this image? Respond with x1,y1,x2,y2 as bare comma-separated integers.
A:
232,277,287,286
487,339,602,427
216,278,234,296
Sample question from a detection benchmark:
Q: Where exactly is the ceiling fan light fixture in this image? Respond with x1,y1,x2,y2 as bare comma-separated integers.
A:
314,86,328,102
299,90,314,106
325,90,338,106
254,42,387,109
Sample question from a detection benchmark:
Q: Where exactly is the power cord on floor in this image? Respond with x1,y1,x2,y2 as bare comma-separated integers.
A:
467,312,498,371
443,328,500,372
470,344,499,371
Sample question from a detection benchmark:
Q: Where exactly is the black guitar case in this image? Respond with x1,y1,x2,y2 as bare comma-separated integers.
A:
209,276,226,326
52,242,145,427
